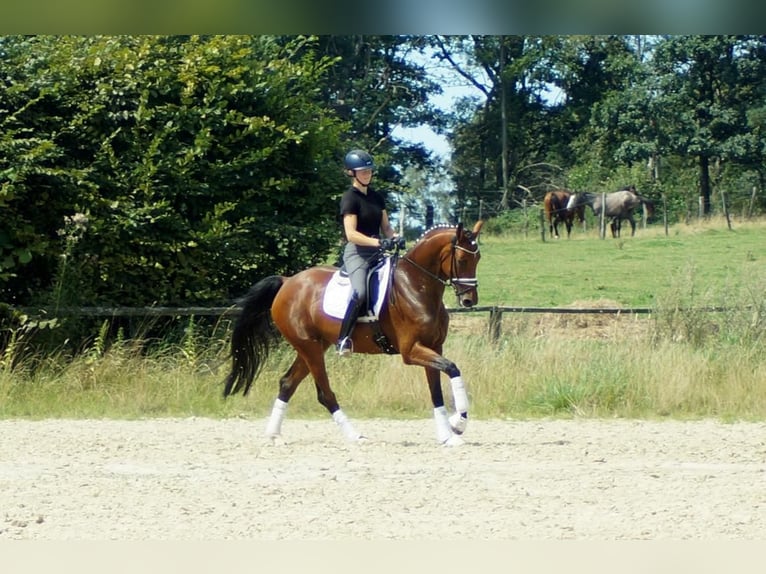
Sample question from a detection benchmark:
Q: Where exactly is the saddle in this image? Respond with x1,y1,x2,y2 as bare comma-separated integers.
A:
322,256,393,321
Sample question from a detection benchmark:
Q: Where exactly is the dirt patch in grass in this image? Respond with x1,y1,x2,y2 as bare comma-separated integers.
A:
448,299,653,341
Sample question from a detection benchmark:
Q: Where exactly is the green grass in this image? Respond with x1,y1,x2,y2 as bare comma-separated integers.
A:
475,218,765,308
2,218,766,422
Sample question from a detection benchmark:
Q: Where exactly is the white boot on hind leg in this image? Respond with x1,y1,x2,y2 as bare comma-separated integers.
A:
265,398,288,443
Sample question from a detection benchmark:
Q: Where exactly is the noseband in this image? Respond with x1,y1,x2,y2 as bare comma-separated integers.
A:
402,238,480,298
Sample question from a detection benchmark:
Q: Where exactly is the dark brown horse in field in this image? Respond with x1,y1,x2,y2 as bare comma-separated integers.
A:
223,222,484,446
566,186,654,237
543,189,585,238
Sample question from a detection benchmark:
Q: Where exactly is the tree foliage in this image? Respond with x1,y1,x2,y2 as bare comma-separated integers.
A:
439,35,766,224
1,36,346,307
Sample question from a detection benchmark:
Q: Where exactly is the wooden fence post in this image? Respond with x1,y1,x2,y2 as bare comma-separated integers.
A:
488,307,502,342
600,192,606,239
722,191,732,230
749,186,757,219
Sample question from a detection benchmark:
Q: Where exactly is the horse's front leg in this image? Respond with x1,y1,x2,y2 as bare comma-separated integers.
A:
424,366,465,446
406,343,469,446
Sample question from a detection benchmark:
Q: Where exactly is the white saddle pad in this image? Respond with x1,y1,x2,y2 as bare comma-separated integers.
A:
322,258,393,320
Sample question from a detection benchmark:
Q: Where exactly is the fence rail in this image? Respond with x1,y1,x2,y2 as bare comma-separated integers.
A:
7,304,736,342
12,305,661,319
9,304,664,342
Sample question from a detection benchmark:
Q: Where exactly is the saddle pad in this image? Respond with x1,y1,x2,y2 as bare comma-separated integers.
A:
322,257,393,320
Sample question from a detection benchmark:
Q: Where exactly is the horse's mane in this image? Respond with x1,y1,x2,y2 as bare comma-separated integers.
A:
414,223,458,244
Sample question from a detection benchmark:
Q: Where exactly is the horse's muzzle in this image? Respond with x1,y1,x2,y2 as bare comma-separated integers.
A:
453,278,478,309
458,294,477,308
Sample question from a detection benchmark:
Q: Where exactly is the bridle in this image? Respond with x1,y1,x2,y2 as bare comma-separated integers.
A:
402,235,480,299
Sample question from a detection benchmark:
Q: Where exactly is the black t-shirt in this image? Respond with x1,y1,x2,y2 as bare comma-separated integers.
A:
339,186,386,239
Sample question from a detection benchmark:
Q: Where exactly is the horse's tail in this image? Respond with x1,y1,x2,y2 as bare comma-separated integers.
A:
551,193,566,214
223,275,285,397
636,195,655,217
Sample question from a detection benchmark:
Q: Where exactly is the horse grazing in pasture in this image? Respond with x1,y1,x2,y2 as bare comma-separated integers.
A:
566,186,654,237
223,222,484,447
543,189,585,239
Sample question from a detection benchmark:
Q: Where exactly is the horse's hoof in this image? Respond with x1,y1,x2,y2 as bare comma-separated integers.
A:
442,434,465,447
449,413,467,435
266,434,285,446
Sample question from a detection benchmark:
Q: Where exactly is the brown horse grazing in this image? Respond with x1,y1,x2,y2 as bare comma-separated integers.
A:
566,186,654,238
543,189,585,238
223,221,484,446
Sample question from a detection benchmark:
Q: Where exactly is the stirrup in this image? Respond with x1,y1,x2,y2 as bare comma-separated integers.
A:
336,337,353,357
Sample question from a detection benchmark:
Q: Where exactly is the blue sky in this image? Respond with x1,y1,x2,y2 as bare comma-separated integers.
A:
391,48,487,160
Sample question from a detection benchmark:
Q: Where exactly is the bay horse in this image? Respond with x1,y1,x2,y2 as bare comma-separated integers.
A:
223,221,484,446
543,189,585,239
566,186,654,237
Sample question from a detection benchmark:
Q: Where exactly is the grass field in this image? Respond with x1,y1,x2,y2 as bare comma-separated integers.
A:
475,217,765,308
2,218,766,422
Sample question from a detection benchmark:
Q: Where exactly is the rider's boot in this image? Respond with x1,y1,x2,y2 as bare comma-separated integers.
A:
336,294,363,357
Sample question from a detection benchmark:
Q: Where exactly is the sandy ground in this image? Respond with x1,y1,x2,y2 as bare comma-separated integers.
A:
1,416,765,540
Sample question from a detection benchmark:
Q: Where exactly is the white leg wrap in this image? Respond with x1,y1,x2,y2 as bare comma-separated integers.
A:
265,398,288,438
332,409,363,442
434,406,452,444
450,375,469,414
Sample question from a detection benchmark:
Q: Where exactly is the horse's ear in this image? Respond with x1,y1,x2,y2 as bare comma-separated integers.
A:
472,220,483,237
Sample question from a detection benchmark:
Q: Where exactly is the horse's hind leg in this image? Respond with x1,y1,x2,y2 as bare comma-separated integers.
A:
299,343,365,442
265,355,310,440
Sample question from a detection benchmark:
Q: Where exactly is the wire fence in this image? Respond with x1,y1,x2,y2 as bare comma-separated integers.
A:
453,186,764,236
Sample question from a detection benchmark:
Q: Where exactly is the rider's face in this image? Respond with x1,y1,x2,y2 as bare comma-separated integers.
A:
354,168,373,184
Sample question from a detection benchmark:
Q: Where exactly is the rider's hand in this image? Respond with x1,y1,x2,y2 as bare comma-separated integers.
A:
379,237,394,251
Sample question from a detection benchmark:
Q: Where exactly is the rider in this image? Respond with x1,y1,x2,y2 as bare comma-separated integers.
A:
336,149,399,357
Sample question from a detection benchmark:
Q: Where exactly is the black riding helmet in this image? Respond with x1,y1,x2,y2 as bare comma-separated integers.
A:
343,149,374,172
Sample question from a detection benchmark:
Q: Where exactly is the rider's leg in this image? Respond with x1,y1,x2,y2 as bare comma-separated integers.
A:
336,243,371,356
336,292,363,356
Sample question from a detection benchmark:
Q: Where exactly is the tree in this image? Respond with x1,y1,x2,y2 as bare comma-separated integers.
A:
0,35,347,307
651,35,766,215
305,35,446,224
434,35,556,215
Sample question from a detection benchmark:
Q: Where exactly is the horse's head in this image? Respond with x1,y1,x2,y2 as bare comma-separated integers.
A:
403,221,483,309
447,221,483,308
566,193,582,211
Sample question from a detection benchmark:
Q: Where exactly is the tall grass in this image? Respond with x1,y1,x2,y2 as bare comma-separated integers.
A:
2,220,766,422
